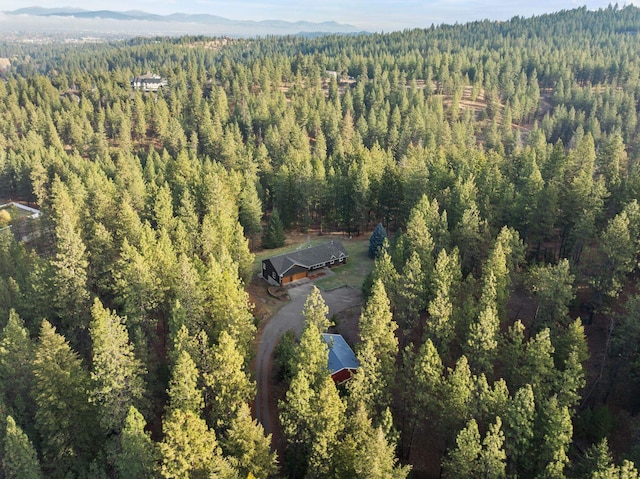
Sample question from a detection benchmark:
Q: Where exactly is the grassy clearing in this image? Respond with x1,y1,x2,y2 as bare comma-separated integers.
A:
315,239,373,291
251,234,373,291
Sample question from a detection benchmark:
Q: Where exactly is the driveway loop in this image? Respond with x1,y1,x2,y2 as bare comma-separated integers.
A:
255,283,361,435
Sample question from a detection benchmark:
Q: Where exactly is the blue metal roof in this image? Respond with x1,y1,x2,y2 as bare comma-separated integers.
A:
321,333,359,373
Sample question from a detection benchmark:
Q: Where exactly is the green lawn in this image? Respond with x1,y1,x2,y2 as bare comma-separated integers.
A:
315,239,373,290
253,236,373,291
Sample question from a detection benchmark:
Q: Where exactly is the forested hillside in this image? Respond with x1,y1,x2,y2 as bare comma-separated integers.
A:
2,4,640,478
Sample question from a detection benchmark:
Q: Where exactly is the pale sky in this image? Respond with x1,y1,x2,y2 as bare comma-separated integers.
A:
1,0,636,30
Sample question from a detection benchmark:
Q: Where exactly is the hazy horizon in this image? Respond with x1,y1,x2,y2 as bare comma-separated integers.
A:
3,1,638,31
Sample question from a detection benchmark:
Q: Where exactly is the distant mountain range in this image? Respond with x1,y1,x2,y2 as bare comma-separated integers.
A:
1,7,361,38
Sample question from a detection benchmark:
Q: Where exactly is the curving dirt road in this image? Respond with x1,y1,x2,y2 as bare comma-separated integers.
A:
255,282,361,435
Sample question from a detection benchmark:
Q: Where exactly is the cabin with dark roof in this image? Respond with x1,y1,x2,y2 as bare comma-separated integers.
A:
261,241,348,286
321,333,359,385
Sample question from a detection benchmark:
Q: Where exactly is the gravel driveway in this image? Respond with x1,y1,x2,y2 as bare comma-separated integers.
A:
255,282,361,434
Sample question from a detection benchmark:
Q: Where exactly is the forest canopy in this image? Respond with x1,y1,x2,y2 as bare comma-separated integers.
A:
2,4,640,478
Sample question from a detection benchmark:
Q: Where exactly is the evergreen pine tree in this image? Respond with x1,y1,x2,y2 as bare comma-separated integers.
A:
114,406,159,479
0,310,35,428
306,376,345,477
426,248,461,354
31,320,97,477
261,209,285,249
89,298,146,434
348,340,385,417
397,252,426,335
161,349,236,478
48,177,90,342
336,402,409,479
224,402,278,479
536,396,573,478
279,371,314,477
201,251,256,360
357,279,399,411
369,223,388,258
443,418,482,479
239,175,264,239
204,331,255,429
167,350,203,414
443,417,506,479
406,339,444,442
2,416,43,479
291,320,329,387
302,286,331,331
503,385,536,477
160,409,230,479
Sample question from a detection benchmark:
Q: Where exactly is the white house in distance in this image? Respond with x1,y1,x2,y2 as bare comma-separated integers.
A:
131,72,168,92
0,202,41,219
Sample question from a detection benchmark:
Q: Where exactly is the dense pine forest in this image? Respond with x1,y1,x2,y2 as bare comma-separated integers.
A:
3,4,640,478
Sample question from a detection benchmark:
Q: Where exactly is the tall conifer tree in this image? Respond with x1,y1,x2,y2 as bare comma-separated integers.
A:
89,298,145,434
261,209,286,249
31,320,96,477
3,416,42,479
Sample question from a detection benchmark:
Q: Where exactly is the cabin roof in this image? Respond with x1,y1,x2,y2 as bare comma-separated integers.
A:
265,240,348,276
321,333,359,374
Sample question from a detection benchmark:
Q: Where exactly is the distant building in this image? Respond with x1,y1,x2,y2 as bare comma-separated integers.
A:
0,202,42,242
131,72,168,92
60,90,81,103
0,58,10,73
0,202,41,219
322,333,359,384
261,240,348,286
